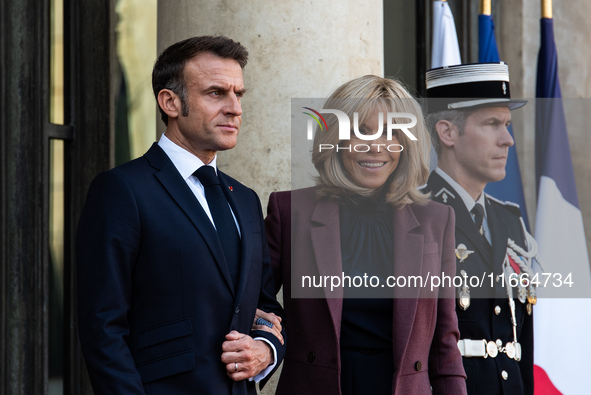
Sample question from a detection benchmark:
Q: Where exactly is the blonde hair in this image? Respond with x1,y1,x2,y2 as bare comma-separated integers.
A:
312,75,431,207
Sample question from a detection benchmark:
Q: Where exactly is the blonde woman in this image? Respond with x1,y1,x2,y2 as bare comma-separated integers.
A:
265,75,466,394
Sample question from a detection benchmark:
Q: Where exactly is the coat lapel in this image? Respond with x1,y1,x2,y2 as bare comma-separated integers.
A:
145,144,235,294
309,199,344,338
218,171,252,303
391,205,422,370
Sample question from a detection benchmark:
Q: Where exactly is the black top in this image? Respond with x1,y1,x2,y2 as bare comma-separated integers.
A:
339,195,394,351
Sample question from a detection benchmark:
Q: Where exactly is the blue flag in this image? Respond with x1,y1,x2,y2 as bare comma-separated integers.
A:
479,13,530,230
478,14,500,62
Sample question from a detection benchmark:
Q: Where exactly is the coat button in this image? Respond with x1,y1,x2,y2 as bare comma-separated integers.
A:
495,305,501,315
415,361,422,371
502,370,508,380
234,305,240,314
308,352,316,363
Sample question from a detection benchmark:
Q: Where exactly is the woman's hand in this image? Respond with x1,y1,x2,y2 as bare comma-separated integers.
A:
252,308,283,345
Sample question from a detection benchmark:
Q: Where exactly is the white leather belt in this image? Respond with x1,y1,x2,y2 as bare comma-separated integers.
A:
458,339,522,361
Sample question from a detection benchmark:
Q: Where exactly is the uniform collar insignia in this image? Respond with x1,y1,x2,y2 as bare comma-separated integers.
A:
435,187,455,203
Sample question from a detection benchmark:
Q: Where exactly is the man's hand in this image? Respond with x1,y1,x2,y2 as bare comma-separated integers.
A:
252,308,284,345
221,331,273,381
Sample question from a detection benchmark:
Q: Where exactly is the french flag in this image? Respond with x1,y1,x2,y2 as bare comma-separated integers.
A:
533,16,591,395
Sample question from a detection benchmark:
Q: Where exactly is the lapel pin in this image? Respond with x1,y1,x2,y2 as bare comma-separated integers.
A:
455,243,474,263
228,186,233,191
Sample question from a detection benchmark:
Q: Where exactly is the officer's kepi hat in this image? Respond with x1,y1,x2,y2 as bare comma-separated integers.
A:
425,62,527,113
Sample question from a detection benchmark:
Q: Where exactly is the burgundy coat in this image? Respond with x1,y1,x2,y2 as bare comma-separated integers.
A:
265,188,467,395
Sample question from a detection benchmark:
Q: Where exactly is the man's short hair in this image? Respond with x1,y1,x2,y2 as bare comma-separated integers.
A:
428,109,473,157
152,35,249,125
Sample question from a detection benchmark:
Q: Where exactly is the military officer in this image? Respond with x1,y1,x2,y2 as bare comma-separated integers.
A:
423,62,541,395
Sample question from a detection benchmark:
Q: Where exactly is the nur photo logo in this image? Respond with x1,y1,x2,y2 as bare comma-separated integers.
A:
302,107,418,152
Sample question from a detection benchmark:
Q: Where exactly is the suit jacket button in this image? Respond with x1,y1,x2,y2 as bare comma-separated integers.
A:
501,370,508,380
235,305,240,314
415,361,422,371
308,352,316,363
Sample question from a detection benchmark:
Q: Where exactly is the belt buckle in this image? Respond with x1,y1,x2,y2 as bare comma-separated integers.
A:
505,342,516,359
486,341,498,358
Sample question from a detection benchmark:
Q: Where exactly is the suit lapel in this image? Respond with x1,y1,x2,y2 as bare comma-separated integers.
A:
309,199,344,338
218,171,252,303
391,205,421,369
145,144,235,294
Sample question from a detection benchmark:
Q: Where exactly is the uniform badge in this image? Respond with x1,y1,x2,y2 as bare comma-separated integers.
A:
435,187,455,203
458,269,470,310
517,284,527,304
459,288,470,310
527,286,537,305
455,244,474,263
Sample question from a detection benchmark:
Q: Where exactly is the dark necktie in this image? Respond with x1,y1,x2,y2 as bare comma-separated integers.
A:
195,166,241,290
471,202,492,253
471,203,486,236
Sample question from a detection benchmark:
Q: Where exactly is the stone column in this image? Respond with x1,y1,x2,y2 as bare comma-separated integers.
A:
157,2,383,392
157,0,384,209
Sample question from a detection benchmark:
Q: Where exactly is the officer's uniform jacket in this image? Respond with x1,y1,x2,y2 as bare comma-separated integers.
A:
424,171,534,395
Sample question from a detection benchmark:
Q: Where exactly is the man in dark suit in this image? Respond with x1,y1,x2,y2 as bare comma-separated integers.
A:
76,35,285,395
423,62,540,395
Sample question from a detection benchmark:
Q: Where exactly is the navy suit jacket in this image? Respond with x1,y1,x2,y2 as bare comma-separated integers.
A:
77,143,285,395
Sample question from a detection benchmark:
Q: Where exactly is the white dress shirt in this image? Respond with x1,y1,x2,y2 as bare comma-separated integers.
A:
158,134,240,235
